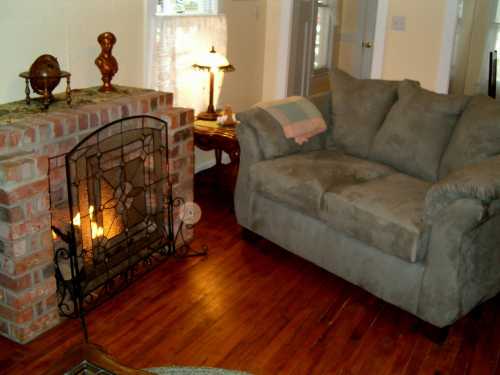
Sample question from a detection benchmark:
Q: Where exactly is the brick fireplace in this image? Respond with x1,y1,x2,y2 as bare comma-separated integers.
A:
0,87,194,343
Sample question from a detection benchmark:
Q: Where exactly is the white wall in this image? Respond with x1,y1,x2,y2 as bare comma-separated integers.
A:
197,0,268,172
0,0,268,173
381,0,451,91
219,0,266,111
260,0,456,98
1,0,458,174
261,0,293,101
0,0,145,104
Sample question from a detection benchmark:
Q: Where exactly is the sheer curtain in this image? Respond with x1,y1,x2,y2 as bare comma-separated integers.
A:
150,15,227,113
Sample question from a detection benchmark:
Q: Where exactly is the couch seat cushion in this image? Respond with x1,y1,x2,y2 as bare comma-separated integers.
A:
370,81,470,182
249,150,397,217
320,173,431,263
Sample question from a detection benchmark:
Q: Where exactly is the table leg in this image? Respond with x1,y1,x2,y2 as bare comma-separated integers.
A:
228,149,240,193
215,149,222,166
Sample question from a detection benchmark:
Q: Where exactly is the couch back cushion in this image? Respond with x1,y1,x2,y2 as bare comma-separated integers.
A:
370,81,469,182
236,107,324,160
328,69,399,158
439,95,500,178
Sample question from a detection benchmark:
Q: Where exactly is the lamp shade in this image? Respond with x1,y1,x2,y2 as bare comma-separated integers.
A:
193,46,235,72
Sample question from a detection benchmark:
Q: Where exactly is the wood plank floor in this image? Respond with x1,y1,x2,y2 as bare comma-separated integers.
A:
1,170,500,374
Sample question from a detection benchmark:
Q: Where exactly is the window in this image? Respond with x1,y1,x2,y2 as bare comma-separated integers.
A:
156,0,219,16
150,13,228,114
148,0,227,114
313,0,335,71
495,2,500,53
491,2,500,86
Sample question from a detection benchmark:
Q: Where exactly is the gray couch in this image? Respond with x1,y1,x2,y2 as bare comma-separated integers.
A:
234,69,500,328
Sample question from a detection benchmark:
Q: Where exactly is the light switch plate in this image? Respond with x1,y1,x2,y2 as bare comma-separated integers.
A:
392,16,406,31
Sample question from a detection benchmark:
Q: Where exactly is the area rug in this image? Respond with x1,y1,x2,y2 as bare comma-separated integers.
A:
147,367,251,375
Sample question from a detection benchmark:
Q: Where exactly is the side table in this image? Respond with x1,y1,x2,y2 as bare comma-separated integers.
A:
193,120,240,193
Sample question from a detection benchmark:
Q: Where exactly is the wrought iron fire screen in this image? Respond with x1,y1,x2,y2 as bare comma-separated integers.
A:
49,115,205,341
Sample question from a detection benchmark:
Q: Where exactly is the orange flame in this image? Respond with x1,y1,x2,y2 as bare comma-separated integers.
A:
72,212,81,226
73,206,105,240
91,221,105,239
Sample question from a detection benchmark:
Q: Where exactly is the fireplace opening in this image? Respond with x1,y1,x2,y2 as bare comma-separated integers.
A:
48,115,205,340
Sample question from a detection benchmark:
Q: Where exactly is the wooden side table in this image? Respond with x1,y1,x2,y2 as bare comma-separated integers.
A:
193,120,240,193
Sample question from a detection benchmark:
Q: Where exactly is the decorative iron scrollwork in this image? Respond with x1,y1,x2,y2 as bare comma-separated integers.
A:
49,115,206,342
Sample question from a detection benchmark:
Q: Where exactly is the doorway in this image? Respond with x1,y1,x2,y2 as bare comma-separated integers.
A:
287,0,379,96
449,0,500,97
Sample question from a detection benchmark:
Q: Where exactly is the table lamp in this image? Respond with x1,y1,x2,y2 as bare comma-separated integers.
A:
193,46,235,121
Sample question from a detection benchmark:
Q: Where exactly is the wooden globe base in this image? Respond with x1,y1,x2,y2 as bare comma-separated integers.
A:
98,83,117,93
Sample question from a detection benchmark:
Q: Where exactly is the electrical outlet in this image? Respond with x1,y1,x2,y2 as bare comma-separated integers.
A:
392,16,406,32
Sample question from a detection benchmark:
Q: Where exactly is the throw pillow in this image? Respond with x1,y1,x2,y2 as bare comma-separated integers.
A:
370,80,470,182
328,68,399,158
439,95,500,178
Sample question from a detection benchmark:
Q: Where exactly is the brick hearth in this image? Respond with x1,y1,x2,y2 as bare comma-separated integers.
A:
0,87,194,343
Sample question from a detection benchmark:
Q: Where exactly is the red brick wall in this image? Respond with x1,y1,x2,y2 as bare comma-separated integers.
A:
0,90,194,343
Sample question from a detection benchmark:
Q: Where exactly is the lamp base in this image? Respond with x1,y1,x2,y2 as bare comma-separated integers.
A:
197,111,221,121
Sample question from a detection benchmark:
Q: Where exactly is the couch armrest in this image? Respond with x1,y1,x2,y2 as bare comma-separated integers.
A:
234,122,263,227
235,93,331,161
425,155,500,223
234,93,331,227
418,156,500,326
418,198,500,327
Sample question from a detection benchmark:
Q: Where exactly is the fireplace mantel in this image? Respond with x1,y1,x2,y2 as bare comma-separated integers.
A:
0,87,195,343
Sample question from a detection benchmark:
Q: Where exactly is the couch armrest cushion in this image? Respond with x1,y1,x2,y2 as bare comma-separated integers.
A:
425,156,500,222
370,81,470,182
440,95,500,178
308,91,332,126
328,68,400,158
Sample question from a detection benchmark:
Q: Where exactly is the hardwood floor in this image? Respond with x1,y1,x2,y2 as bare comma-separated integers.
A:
1,170,500,374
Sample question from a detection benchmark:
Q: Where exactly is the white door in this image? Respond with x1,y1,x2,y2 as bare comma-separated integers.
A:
336,0,378,79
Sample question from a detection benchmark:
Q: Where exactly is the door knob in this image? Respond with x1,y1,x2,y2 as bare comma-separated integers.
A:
362,41,373,49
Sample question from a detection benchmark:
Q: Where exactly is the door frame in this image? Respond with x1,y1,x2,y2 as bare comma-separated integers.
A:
370,0,389,79
437,0,460,93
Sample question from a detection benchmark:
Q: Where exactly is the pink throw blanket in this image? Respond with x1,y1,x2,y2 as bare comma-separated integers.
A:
255,96,327,145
